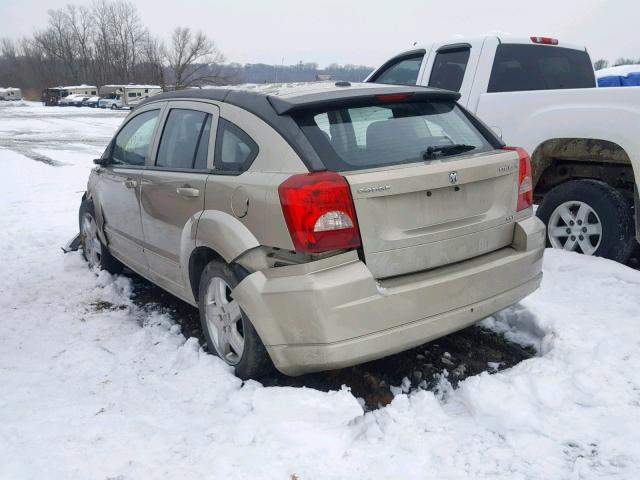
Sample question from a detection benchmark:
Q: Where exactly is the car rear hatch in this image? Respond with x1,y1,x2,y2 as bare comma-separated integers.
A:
344,151,518,278
286,86,522,278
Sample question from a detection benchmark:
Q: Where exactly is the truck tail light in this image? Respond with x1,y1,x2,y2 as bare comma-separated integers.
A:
530,36,559,45
278,172,362,253
503,146,533,211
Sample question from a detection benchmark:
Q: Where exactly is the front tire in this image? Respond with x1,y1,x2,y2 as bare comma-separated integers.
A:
79,200,123,274
110,104,117,110
197,260,272,379
537,179,635,263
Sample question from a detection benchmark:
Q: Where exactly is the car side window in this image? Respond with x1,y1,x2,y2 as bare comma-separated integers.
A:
373,55,424,85
156,108,211,170
112,110,160,166
428,47,471,92
214,119,258,172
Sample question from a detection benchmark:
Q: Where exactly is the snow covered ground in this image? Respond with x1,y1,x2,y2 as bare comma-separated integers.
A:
1,101,640,479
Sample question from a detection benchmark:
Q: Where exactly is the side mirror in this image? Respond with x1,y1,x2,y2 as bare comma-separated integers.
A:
93,157,111,166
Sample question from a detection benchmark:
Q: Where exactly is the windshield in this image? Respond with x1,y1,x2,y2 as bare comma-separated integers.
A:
294,100,493,171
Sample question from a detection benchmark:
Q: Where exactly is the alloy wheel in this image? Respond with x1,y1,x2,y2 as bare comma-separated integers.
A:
81,212,102,267
548,200,602,255
204,276,245,365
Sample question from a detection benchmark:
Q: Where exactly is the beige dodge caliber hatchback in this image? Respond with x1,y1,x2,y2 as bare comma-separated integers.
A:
80,82,545,378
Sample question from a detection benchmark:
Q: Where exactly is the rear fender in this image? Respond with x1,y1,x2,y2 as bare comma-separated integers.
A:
194,210,261,265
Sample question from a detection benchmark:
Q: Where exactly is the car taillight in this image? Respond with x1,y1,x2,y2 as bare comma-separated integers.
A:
503,146,533,211
278,171,361,253
530,36,559,45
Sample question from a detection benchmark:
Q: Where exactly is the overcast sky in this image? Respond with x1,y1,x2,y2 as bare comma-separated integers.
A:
1,0,638,67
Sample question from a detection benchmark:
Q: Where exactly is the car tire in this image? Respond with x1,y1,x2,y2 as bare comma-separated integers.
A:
197,259,273,379
78,199,123,274
536,179,635,263
110,104,117,110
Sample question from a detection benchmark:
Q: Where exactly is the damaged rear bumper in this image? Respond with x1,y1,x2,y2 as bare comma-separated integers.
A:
232,216,546,376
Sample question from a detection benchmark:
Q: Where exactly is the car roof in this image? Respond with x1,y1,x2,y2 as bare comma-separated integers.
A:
139,81,459,115
136,81,461,173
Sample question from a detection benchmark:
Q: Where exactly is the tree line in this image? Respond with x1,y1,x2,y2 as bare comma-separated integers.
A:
0,0,373,99
0,0,228,97
593,58,640,71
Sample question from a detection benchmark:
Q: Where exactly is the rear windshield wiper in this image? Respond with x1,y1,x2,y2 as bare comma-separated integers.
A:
422,144,476,160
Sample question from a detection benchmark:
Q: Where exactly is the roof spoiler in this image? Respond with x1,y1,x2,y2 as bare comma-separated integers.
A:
267,86,461,115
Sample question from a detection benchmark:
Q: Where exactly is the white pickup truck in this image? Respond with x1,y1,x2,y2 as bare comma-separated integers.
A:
368,35,639,263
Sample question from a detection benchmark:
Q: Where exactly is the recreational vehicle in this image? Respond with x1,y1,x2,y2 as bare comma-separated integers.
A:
42,85,97,106
0,87,22,101
98,84,162,109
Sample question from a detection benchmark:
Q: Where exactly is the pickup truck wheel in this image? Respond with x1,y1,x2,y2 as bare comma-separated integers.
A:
537,179,634,263
198,260,272,379
78,200,123,274
110,104,117,110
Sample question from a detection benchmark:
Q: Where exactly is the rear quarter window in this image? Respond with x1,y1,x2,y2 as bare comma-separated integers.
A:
488,44,596,92
214,119,259,172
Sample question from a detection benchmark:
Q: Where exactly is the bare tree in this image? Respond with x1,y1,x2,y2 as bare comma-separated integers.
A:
65,5,95,83
139,34,165,87
164,27,225,89
0,38,20,86
33,9,81,83
593,59,609,71
91,0,150,84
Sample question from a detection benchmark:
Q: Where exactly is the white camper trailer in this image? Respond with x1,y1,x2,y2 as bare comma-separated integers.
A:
0,87,22,101
42,85,97,106
98,84,162,109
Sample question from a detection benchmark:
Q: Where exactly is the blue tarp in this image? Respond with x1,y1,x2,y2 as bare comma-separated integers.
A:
598,72,640,87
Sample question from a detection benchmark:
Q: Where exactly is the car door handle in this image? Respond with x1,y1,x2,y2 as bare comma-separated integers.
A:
176,187,200,198
124,178,137,188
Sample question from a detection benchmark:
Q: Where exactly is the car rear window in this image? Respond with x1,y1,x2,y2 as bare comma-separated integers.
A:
294,100,494,172
488,44,596,92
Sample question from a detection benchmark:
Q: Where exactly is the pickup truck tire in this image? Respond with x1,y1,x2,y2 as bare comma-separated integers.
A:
198,260,272,380
110,104,117,110
78,200,124,274
537,179,634,263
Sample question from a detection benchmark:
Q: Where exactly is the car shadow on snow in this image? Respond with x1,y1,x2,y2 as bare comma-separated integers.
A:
124,270,535,410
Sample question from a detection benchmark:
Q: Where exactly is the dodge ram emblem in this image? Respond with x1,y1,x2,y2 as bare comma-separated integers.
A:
449,171,458,184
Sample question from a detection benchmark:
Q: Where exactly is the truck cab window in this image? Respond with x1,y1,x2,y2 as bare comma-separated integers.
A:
428,47,471,92
373,55,424,85
488,44,596,92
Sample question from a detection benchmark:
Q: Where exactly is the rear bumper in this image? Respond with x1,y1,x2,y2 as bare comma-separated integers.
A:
233,216,545,376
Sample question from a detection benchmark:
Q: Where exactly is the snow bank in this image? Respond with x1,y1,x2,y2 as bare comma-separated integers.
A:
1,103,640,479
596,64,640,79
596,65,640,87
